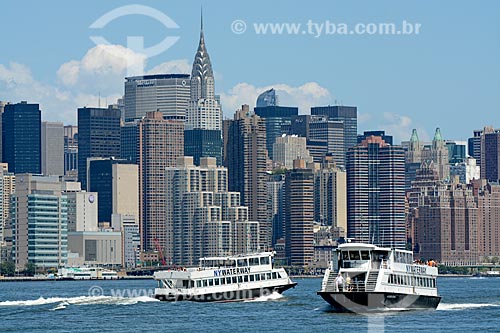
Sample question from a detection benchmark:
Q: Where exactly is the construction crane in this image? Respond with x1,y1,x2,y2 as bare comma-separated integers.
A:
153,238,167,266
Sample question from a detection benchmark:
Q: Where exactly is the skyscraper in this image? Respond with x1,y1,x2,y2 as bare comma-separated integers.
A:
87,158,138,225
2,102,41,174
136,112,184,252
346,135,406,248
0,101,7,163
267,173,285,247
313,158,347,233
468,129,483,166
41,121,64,176
124,74,191,121
12,175,68,270
473,180,500,261
284,160,315,266
64,125,78,177
256,88,278,107
0,163,15,245
166,157,259,265
404,128,450,189
358,130,393,146
224,105,270,248
254,106,298,158
77,106,121,190
185,15,223,165
289,115,345,165
480,127,500,182
409,173,478,266
272,135,313,169
311,105,358,154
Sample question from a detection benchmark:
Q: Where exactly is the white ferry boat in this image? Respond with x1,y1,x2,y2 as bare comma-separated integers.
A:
57,267,119,280
153,252,297,302
317,243,441,312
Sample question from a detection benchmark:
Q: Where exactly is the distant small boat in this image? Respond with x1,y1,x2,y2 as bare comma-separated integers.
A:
484,270,500,277
57,267,119,280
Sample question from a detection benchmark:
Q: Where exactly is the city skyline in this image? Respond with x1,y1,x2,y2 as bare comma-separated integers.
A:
0,1,499,144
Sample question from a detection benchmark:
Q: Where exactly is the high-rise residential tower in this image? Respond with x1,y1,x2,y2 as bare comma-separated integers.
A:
346,135,406,248
166,157,260,265
284,160,315,266
134,112,184,252
124,74,191,121
223,105,270,248
184,15,223,165
77,106,121,190
2,102,41,174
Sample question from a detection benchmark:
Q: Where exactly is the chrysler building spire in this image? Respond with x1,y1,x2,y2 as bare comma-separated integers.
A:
190,9,214,101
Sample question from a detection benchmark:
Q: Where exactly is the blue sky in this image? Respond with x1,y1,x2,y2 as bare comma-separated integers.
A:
0,0,499,143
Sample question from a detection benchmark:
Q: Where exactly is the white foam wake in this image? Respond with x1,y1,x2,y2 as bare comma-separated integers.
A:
0,295,159,307
245,292,284,303
437,303,500,311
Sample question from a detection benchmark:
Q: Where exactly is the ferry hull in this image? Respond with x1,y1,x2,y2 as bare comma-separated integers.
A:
155,282,297,302
317,291,441,312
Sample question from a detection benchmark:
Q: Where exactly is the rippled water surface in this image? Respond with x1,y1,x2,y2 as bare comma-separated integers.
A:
1,276,499,332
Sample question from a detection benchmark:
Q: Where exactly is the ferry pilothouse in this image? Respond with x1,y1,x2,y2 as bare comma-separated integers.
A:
317,243,441,312
153,252,297,302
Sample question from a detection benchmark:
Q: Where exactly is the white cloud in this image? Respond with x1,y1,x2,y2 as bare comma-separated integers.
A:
374,112,431,144
147,59,191,75
1,47,335,127
0,61,120,125
219,81,333,117
57,44,147,95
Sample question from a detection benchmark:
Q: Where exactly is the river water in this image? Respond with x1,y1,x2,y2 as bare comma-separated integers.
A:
0,277,498,332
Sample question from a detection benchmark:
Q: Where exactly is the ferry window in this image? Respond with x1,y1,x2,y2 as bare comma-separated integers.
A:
272,272,277,279
237,259,248,267
266,273,272,280
226,277,232,284
196,280,201,288
190,281,194,288
232,276,237,284
249,257,260,266
208,279,214,286
250,275,255,282
255,274,260,281
238,276,243,283
261,273,267,280
349,251,361,260
360,251,370,260
342,251,349,260
277,272,283,279
260,257,270,265
225,260,236,267
244,275,249,282
221,278,226,285
183,280,190,288
203,280,208,287
215,278,220,286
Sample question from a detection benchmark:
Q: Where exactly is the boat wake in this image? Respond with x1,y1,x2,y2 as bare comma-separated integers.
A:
437,303,500,311
0,295,159,309
244,292,284,303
